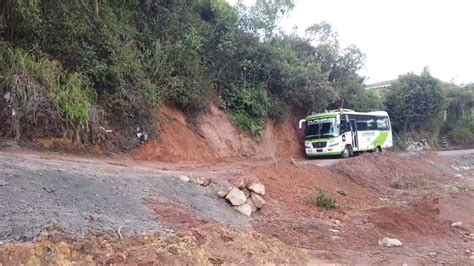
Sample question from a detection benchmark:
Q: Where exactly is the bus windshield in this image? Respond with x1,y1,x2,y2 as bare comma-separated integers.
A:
305,121,339,139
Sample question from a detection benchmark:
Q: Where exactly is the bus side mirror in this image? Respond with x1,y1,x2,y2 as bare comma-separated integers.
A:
299,119,305,129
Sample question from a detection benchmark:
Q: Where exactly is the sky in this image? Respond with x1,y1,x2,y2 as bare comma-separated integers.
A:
226,0,474,84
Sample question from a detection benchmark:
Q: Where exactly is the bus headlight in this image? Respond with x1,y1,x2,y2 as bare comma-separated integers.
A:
328,142,340,147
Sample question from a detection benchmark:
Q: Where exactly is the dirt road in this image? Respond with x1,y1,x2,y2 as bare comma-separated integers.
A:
0,149,473,264
302,148,474,167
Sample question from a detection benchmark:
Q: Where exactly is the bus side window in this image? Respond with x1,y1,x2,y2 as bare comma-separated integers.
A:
376,117,389,130
340,121,350,133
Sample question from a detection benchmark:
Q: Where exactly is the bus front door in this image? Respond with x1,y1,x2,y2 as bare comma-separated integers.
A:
350,119,358,150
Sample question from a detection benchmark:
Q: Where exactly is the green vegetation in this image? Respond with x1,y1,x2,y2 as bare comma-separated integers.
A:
385,68,446,133
0,0,370,148
1,0,471,148
0,45,95,141
384,68,473,146
311,188,338,210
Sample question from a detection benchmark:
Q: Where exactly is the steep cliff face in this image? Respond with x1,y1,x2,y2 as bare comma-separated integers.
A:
133,104,303,163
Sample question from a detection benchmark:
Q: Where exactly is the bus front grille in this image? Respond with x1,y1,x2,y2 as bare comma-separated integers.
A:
312,141,327,148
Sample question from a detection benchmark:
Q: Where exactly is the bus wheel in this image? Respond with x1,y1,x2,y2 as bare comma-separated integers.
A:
341,146,351,158
375,146,382,153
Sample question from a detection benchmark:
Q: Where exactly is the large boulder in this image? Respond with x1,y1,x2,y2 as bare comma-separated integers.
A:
234,203,252,217
225,188,247,206
248,182,265,196
250,192,266,208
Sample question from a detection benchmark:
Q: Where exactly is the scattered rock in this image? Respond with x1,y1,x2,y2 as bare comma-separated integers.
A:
190,177,204,185
179,175,190,182
470,255,474,260
330,235,341,241
428,251,438,257
451,221,462,227
333,219,341,225
250,192,266,208
225,188,247,206
0,178,7,186
455,174,464,178
379,237,403,247
233,203,252,217
469,233,474,240
337,190,347,196
248,182,265,196
200,177,212,187
217,190,228,198
236,178,250,189
329,229,340,234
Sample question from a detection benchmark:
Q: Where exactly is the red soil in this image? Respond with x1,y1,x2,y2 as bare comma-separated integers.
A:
134,104,302,163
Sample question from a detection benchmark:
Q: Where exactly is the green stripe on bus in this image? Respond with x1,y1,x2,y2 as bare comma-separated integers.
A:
372,131,389,147
306,115,337,121
307,151,342,157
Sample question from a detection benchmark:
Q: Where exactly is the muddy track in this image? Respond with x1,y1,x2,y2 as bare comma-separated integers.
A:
0,149,473,264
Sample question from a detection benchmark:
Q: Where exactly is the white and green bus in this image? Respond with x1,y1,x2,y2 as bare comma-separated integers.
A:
299,109,393,158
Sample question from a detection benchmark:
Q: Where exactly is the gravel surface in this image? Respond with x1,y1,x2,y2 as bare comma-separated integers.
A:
0,152,249,243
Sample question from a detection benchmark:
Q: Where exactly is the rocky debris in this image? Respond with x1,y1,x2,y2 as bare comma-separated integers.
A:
225,188,247,206
379,237,403,247
0,178,8,186
200,177,212,187
236,177,250,189
451,221,462,227
333,219,341,226
469,233,474,240
470,255,474,260
331,235,341,241
179,175,190,182
219,182,267,217
184,176,212,187
250,192,266,209
190,177,203,185
233,203,252,217
406,140,430,152
217,190,229,198
248,182,265,196
329,229,340,234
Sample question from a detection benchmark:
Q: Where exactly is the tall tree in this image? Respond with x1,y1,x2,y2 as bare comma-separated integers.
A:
384,68,446,132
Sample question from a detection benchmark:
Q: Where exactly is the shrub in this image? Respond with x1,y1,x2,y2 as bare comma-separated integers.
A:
449,119,474,144
233,113,263,135
51,73,96,129
311,188,338,210
0,44,95,140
